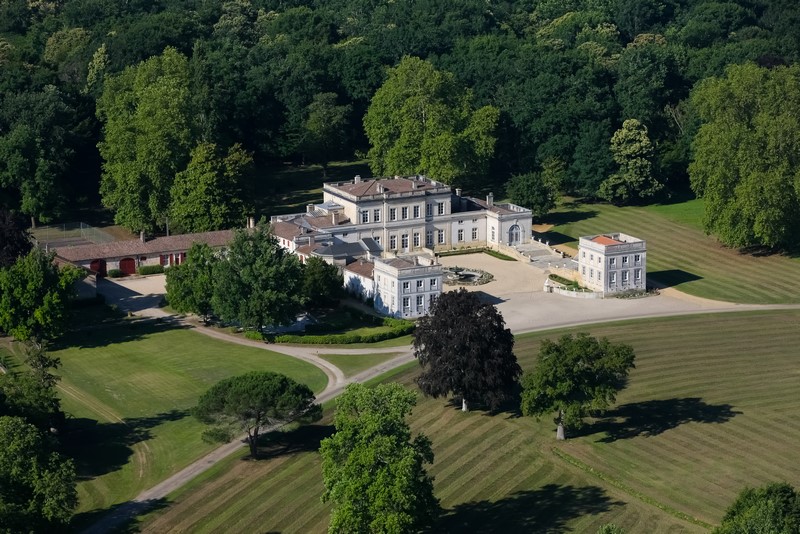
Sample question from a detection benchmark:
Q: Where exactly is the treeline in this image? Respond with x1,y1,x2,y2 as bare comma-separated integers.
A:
1,0,799,246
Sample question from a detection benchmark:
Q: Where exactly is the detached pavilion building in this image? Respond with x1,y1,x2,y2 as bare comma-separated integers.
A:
578,233,646,294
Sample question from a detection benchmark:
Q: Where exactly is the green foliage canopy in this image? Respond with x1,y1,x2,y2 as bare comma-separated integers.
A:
319,383,439,533
599,118,661,205
521,333,635,439
302,256,344,309
194,371,320,458
506,158,563,220
0,249,81,344
690,62,800,249
714,482,800,534
165,242,219,322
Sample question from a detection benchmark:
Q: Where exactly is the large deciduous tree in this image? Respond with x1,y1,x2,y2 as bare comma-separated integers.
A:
689,62,800,249
211,226,305,331
319,383,439,533
168,142,252,234
521,333,635,440
0,416,77,532
97,47,193,233
598,119,661,205
0,249,81,345
0,209,31,267
165,243,219,322
413,288,520,412
302,256,344,309
301,92,351,177
364,56,500,184
506,158,563,220
714,482,800,534
194,371,320,458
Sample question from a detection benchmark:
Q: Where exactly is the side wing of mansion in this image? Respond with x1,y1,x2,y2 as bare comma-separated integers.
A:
270,174,533,318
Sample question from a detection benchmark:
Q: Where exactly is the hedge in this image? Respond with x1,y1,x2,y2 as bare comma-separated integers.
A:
243,330,264,341
138,265,165,275
107,269,125,278
274,322,414,345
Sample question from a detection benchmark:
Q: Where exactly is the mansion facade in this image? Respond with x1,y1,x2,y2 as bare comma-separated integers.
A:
577,233,647,294
271,174,533,318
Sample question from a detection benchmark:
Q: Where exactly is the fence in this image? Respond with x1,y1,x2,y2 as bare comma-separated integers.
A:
31,222,117,250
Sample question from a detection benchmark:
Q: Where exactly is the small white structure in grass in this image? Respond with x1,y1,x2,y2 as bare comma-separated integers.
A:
577,233,646,294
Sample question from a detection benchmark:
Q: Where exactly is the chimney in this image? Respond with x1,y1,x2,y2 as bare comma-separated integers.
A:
394,175,400,179
331,212,338,225
140,231,145,243
487,193,494,207
307,204,315,213
354,174,361,184
377,183,384,193
456,188,462,197
247,216,255,229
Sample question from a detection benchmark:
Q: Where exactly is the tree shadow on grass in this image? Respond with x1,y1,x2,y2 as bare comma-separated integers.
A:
257,423,335,460
437,484,621,533
648,269,703,288
62,409,189,479
535,231,576,247
55,317,189,350
591,398,741,443
69,497,169,533
545,209,599,227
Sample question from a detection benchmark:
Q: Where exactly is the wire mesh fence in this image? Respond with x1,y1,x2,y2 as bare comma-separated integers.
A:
31,222,117,250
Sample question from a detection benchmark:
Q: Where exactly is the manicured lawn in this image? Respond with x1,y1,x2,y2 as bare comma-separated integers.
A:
47,320,327,524
542,199,800,304
317,352,403,377
138,310,800,533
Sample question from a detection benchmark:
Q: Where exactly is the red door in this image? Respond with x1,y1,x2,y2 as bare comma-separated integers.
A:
90,259,107,277
119,258,136,275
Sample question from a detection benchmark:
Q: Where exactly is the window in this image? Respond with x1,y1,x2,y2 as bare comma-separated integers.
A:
361,210,369,223
401,234,409,249
622,256,629,265
416,280,424,290
634,254,641,264
458,219,463,224
472,218,477,223
402,281,410,292
426,230,433,246
598,270,602,281
430,278,437,288
403,297,410,310
437,230,445,244
457,229,464,242
413,232,420,247
590,269,594,278
373,209,381,222
426,203,432,217
590,254,594,262
390,208,397,221
622,271,629,282
582,266,586,275
491,226,496,241
610,272,616,284
582,251,586,258
401,206,409,219
609,257,616,267
416,295,424,309
635,269,641,281
391,296,395,307
391,280,395,288
437,202,444,215
413,205,420,218
390,235,397,249
374,236,381,245
471,227,478,240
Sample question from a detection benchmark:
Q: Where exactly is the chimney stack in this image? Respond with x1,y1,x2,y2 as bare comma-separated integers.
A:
377,183,384,193
140,230,145,243
487,193,494,207
307,204,315,213
331,212,338,225
247,216,255,229
456,188,462,197
354,174,361,184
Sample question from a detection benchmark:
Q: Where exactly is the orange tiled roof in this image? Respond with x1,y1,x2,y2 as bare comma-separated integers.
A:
592,235,623,246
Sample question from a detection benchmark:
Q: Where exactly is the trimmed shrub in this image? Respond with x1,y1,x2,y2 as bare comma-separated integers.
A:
108,269,125,278
274,321,414,344
243,330,264,341
484,249,516,261
138,264,165,275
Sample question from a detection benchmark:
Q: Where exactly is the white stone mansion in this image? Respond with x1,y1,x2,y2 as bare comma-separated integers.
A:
577,233,647,294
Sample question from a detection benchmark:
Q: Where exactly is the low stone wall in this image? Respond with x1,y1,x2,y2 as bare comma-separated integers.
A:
549,267,580,282
546,286,603,299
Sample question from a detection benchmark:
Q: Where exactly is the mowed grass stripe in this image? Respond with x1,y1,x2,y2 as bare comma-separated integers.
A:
140,311,800,532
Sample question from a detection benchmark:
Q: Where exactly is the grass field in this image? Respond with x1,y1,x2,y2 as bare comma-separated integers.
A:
40,320,328,525
317,352,403,377
541,199,800,304
138,310,800,532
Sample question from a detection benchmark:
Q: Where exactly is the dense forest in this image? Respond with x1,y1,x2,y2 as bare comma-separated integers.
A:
1,0,799,247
